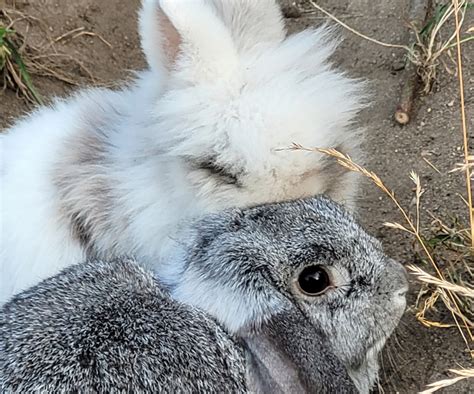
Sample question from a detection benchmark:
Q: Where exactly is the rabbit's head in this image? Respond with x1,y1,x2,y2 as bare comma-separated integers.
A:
138,0,366,210
163,196,408,393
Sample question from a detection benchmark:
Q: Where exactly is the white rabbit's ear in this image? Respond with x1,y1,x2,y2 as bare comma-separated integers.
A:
139,0,238,78
139,0,181,74
212,0,286,52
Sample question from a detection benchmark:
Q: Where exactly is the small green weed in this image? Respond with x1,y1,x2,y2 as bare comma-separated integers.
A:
410,1,474,93
0,24,43,104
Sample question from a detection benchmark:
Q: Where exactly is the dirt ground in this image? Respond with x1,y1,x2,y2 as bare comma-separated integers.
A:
1,0,473,392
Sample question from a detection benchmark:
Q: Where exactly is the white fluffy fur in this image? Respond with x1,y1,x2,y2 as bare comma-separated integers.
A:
0,0,366,303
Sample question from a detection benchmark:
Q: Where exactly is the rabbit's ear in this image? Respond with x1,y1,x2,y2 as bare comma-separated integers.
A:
139,0,238,78
139,0,181,74
243,310,357,393
212,0,285,53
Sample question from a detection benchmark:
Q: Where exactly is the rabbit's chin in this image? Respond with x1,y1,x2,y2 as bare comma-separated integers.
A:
347,338,386,394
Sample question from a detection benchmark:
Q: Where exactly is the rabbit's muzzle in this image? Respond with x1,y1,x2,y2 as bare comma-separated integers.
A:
342,259,408,393
381,259,409,315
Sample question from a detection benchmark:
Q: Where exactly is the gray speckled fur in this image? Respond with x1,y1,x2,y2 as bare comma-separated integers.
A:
1,259,247,393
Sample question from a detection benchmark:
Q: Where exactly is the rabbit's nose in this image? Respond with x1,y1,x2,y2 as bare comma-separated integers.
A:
396,288,408,298
388,259,409,294
379,259,409,299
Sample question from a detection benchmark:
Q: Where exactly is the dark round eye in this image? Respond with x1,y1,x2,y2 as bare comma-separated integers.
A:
297,265,331,296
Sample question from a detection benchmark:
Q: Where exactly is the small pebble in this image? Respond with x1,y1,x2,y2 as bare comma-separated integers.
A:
391,60,405,72
447,100,454,107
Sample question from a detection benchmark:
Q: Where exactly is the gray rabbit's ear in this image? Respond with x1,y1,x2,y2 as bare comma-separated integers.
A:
242,310,357,394
139,0,238,79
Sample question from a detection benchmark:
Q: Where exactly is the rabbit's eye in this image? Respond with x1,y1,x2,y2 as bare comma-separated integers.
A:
297,265,331,296
194,159,240,186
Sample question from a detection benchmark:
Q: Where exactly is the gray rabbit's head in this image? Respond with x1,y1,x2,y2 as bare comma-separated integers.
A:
163,196,408,392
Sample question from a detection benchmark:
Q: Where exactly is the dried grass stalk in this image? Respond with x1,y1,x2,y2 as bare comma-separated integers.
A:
419,368,474,393
408,265,474,298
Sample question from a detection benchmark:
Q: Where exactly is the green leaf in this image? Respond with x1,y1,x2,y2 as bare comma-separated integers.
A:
4,37,43,105
425,233,451,247
0,27,15,71
419,4,449,38
419,2,474,39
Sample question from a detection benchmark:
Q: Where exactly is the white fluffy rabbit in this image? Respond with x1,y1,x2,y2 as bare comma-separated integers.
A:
0,0,366,303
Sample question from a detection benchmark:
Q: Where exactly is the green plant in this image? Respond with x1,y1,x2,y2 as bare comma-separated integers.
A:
0,24,43,104
411,0,474,93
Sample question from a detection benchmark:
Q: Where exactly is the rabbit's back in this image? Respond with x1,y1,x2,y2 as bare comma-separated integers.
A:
0,258,247,392
1,95,90,303
0,79,160,304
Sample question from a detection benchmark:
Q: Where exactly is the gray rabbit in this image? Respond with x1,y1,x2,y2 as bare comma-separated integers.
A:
0,197,408,393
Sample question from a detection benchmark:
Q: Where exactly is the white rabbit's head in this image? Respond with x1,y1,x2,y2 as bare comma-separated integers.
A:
139,0,366,211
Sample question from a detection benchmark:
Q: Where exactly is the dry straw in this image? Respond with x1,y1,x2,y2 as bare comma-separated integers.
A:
419,368,474,393
291,143,473,392
290,145,472,340
451,0,474,248
408,265,473,299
